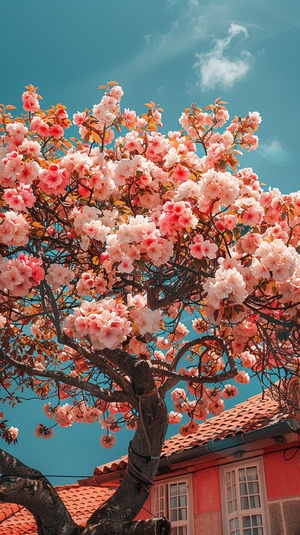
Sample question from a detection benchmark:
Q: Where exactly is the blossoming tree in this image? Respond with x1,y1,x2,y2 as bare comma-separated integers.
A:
0,83,300,534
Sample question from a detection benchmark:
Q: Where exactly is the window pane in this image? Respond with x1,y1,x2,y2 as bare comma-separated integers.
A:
170,509,177,522
170,497,177,508
179,507,187,520
249,482,259,495
241,496,249,510
229,516,240,535
226,470,238,515
179,527,187,535
239,469,246,482
171,528,177,535
250,495,261,509
246,467,258,481
178,483,187,495
179,495,187,507
241,514,264,535
155,485,165,517
170,484,177,496
240,483,248,496
230,518,239,530
253,515,262,526
242,516,251,528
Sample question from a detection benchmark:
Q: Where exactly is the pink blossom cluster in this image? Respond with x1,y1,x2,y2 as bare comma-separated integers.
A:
65,298,132,350
7,426,19,441
158,201,198,237
0,253,44,296
189,234,218,260
44,401,101,428
203,266,248,309
169,382,241,436
128,293,162,336
72,205,111,251
0,210,30,246
45,264,74,290
35,424,55,440
39,163,69,196
3,184,36,212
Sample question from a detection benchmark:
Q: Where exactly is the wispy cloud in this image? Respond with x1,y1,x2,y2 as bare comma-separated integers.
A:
142,13,207,66
194,23,253,91
98,6,208,91
258,139,294,166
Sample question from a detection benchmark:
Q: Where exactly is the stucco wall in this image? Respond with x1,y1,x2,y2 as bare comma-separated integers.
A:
194,510,223,534
268,498,300,535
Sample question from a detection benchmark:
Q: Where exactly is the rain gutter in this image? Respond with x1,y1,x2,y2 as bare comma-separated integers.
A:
158,418,300,469
79,418,300,486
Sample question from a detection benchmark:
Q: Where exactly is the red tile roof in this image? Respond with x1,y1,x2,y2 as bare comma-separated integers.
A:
80,391,294,485
0,484,114,535
161,391,290,457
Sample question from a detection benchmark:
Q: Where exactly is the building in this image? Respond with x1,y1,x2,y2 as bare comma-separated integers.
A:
1,387,300,534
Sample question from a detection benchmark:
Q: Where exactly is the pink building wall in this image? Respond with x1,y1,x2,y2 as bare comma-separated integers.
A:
263,448,300,500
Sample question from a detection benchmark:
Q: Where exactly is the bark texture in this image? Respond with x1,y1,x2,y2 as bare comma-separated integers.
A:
0,362,171,534
0,450,79,535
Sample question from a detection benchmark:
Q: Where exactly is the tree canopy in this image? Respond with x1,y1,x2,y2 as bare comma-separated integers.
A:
0,83,299,534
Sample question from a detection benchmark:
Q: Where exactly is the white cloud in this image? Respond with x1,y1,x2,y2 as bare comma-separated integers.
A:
194,23,253,91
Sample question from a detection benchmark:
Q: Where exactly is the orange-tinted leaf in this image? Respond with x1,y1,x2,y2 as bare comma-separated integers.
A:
5,105,16,110
147,122,158,131
91,131,102,144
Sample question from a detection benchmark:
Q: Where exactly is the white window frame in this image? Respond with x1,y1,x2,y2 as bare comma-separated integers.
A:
220,458,270,535
151,475,193,535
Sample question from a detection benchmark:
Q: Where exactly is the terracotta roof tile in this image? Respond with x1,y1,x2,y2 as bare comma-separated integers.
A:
161,393,288,456
0,484,114,534
0,503,22,523
84,392,290,482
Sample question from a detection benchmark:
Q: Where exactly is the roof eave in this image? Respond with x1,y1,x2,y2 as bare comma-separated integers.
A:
78,417,300,487
159,417,300,468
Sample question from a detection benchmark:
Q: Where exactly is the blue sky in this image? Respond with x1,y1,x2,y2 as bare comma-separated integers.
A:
1,0,300,484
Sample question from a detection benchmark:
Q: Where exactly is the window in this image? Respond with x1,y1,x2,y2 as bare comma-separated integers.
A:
152,476,193,535
220,459,269,535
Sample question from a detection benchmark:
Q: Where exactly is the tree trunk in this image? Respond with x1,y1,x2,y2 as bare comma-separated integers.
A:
0,451,79,535
0,363,171,534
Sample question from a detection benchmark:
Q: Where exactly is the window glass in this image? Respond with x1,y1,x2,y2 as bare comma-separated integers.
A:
153,478,191,534
222,462,267,535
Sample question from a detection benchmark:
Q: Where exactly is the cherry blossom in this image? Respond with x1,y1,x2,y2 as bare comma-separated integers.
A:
100,433,117,449
0,83,299,453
